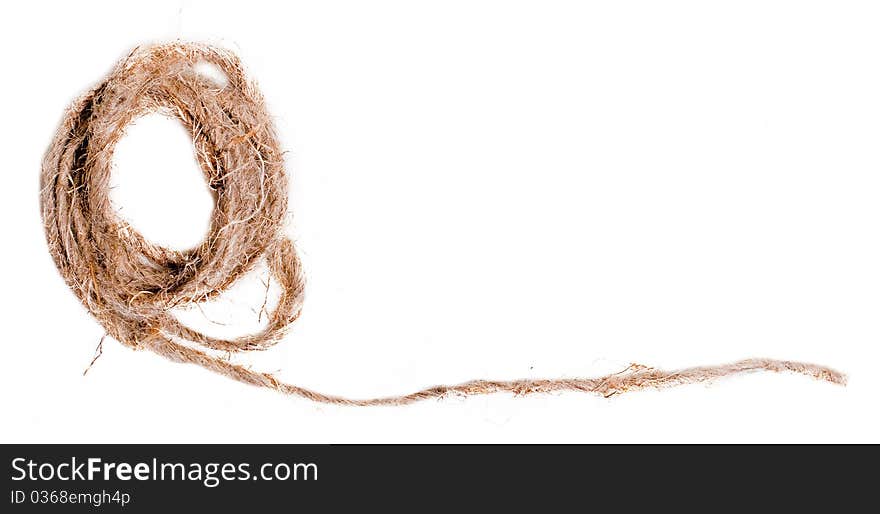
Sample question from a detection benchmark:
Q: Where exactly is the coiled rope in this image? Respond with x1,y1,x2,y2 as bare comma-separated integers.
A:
40,42,845,406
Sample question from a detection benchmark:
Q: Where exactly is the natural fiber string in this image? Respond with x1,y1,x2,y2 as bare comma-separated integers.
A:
41,42,845,406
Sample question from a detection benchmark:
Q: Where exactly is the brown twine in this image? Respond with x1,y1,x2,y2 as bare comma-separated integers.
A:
41,42,845,406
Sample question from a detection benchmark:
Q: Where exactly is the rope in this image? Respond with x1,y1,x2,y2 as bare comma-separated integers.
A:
41,42,845,406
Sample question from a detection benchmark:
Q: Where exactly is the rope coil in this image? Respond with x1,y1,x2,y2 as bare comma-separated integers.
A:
41,42,845,406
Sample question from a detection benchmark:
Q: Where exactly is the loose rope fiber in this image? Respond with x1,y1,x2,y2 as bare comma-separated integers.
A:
41,42,845,406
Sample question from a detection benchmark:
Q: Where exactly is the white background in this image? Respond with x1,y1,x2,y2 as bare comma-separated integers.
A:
1,1,877,442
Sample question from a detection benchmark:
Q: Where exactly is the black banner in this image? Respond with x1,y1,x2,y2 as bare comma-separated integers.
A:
1,445,870,511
